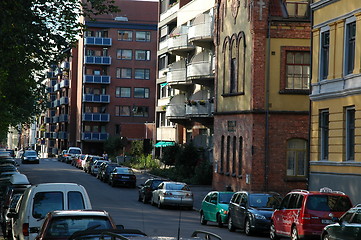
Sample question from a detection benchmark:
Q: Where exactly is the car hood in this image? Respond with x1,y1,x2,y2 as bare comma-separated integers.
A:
249,207,274,217
218,203,229,210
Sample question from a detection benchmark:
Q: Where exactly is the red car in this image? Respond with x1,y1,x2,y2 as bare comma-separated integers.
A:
35,210,117,240
270,188,352,240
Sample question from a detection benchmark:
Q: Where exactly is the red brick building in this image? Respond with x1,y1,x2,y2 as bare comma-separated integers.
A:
213,0,311,195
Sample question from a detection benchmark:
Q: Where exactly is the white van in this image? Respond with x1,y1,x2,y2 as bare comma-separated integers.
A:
65,147,82,163
10,183,92,240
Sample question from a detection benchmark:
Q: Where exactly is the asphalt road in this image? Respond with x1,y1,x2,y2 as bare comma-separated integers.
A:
4,158,270,240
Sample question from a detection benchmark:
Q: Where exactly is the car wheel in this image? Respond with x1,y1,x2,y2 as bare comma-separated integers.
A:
244,218,252,236
142,195,147,204
151,196,155,206
227,216,235,232
111,181,115,187
270,222,279,240
200,211,207,225
216,214,223,227
291,226,299,240
157,198,163,209
322,233,330,240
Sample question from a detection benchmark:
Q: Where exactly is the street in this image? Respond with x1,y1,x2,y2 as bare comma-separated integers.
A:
13,158,270,240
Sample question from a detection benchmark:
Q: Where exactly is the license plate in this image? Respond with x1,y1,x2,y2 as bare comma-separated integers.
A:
322,219,333,224
122,176,129,179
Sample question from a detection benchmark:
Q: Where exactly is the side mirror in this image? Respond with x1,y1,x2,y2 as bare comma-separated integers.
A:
116,224,124,230
7,212,18,219
240,202,246,208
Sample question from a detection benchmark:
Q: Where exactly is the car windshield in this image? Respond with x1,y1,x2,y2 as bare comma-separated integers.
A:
115,168,133,174
219,192,234,204
306,195,352,212
166,183,190,191
249,194,281,208
69,149,81,154
46,216,112,237
24,151,37,157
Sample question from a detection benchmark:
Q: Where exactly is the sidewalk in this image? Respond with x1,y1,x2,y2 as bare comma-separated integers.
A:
190,185,213,211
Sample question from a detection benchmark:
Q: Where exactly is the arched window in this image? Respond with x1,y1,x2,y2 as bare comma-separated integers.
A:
287,139,307,176
220,135,224,173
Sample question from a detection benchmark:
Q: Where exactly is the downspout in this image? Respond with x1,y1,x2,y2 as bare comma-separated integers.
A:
264,7,271,192
307,3,313,190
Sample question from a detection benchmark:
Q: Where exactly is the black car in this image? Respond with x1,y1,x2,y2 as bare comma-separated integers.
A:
138,178,167,204
98,163,118,183
109,167,136,188
227,191,281,236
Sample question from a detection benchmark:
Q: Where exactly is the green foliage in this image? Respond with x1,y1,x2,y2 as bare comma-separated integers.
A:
123,154,160,170
160,145,180,166
103,136,127,156
130,140,144,157
0,0,119,140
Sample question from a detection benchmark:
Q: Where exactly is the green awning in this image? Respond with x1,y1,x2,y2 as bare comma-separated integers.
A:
160,82,168,88
154,141,175,147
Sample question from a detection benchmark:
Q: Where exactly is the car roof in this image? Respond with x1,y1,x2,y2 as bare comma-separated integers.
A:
289,188,347,196
49,210,109,217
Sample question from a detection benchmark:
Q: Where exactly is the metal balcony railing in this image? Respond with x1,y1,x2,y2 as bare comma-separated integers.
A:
82,113,110,122
82,94,110,103
81,132,109,141
85,37,112,46
84,75,111,84
84,56,111,65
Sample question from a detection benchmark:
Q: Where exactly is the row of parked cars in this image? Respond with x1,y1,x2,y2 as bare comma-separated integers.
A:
198,187,359,240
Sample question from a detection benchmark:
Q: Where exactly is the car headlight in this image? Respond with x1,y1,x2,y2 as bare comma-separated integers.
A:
254,214,266,220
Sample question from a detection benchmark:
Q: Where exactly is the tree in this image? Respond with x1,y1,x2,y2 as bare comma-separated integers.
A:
0,0,119,141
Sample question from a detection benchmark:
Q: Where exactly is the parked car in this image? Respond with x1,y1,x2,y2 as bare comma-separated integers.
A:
138,178,167,204
151,181,193,209
2,193,22,239
108,167,136,188
227,191,281,235
21,150,39,164
5,149,15,158
321,204,361,240
35,210,117,240
65,147,82,164
0,156,17,166
68,228,147,240
58,150,67,162
9,183,92,240
75,154,86,169
270,188,352,240
98,162,119,183
84,156,104,174
200,191,234,227
90,160,106,176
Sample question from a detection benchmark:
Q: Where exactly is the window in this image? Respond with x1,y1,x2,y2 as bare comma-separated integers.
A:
320,110,329,160
286,139,307,177
135,69,150,79
116,68,132,79
136,31,151,42
345,107,355,161
134,88,149,98
320,30,330,80
345,21,356,75
33,192,64,219
115,87,131,98
68,192,85,210
238,137,243,176
286,51,310,90
220,136,224,173
115,106,131,116
232,136,236,175
226,136,230,174
135,50,151,60
230,58,237,93
118,30,132,41
115,124,121,134
117,49,132,60
132,106,149,117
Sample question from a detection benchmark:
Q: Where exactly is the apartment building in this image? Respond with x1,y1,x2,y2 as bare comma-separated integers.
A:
156,0,215,161
213,0,311,193
39,0,158,156
309,0,361,203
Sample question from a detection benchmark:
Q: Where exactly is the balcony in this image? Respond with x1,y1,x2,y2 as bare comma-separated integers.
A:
54,83,60,92
165,104,186,119
47,71,56,79
84,56,111,65
82,113,110,122
52,116,59,123
51,132,58,139
84,75,111,84
60,79,69,88
61,61,70,70
185,101,214,118
59,114,68,122
187,50,214,86
168,34,194,56
85,37,112,46
46,86,54,93
58,132,68,139
188,14,213,46
45,117,52,124
81,132,109,141
53,99,60,108
60,96,69,105
167,60,192,90
44,132,51,139
83,94,110,103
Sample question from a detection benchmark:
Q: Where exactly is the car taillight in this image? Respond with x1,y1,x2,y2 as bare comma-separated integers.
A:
131,175,136,180
23,223,29,236
163,192,172,196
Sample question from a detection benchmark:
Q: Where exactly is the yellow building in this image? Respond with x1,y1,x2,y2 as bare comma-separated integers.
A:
310,0,361,203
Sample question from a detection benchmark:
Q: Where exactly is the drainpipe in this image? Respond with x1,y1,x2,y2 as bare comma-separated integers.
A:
264,8,271,192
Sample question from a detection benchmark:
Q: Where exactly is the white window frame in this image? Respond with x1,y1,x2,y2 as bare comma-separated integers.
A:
319,26,330,81
345,107,355,161
343,17,356,76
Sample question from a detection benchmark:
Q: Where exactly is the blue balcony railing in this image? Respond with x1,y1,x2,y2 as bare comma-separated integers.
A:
60,96,69,105
82,113,110,122
54,83,60,92
60,79,69,88
84,75,111,84
81,132,109,141
58,132,68,139
59,114,68,122
83,94,110,103
52,116,59,123
85,37,112,46
53,100,60,108
84,56,111,65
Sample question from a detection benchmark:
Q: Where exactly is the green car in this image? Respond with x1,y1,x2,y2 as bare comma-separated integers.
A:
321,204,361,240
200,191,234,227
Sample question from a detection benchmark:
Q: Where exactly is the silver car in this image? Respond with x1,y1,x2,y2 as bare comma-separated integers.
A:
151,181,193,209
